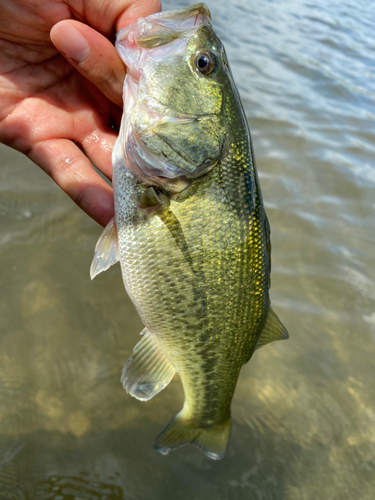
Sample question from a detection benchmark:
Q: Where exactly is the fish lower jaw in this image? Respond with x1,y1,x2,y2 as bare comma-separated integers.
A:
123,123,219,194
138,174,191,194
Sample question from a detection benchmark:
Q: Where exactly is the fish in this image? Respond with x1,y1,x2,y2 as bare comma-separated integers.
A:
90,3,288,460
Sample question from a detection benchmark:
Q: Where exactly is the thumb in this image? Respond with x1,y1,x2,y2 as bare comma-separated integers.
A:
77,0,161,35
51,20,125,107
116,0,162,31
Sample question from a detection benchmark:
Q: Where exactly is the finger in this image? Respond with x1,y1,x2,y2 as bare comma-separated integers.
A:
1,71,118,183
51,21,125,107
29,138,114,227
80,123,117,181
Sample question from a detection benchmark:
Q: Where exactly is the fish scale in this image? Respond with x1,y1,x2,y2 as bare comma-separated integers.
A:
91,3,288,460
114,141,267,442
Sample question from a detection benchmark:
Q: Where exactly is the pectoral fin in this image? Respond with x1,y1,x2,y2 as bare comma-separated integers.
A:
122,328,176,401
255,307,289,350
90,217,119,280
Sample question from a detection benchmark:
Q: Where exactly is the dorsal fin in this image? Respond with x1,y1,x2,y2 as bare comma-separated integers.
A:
90,217,119,280
255,307,289,350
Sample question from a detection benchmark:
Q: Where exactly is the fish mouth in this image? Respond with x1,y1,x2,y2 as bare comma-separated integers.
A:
120,76,220,192
115,3,220,193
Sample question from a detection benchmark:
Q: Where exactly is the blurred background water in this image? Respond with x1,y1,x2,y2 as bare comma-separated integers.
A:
0,0,374,498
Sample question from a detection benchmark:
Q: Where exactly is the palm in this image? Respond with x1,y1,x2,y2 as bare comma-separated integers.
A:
0,0,160,226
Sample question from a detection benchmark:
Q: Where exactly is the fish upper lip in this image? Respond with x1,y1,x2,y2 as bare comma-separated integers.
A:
140,94,216,121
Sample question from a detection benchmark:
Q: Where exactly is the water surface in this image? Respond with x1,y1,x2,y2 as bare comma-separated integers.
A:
0,0,374,498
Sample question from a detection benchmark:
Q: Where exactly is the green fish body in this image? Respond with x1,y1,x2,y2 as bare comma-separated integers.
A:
91,3,288,460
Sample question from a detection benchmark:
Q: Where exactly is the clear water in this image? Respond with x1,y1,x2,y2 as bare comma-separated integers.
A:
0,0,374,497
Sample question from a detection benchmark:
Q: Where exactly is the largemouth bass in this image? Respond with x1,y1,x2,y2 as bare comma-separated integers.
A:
91,3,288,460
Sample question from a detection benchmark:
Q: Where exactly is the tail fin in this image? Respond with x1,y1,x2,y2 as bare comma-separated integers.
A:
153,412,231,460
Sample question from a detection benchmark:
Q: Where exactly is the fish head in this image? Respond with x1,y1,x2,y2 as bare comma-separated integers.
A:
115,3,236,193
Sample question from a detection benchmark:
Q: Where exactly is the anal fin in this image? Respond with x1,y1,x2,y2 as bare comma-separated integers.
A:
122,328,176,401
255,307,289,350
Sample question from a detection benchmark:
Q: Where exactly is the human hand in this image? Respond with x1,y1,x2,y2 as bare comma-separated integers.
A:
0,0,161,226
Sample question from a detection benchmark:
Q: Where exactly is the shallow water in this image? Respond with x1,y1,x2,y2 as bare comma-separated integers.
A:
1,0,374,497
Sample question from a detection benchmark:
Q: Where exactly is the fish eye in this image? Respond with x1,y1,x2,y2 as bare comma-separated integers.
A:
195,51,218,75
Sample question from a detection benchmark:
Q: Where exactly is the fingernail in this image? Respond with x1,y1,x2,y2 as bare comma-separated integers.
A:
52,22,90,63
